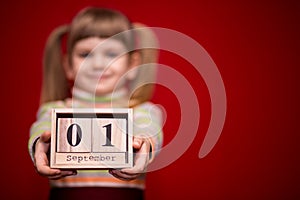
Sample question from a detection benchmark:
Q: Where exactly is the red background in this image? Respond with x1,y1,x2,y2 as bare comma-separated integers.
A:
0,0,299,199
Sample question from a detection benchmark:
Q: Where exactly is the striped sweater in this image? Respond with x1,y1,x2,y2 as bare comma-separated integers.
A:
28,90,163,190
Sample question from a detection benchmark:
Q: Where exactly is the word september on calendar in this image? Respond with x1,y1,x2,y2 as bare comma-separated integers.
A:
50,108,133,169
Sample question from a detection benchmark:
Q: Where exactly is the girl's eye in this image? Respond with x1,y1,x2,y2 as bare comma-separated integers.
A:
78,52,91,58
106,52,119,58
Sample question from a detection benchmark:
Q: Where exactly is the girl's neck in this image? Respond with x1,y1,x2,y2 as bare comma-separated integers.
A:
71,87,129,107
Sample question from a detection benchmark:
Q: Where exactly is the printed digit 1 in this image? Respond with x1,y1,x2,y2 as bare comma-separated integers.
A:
102,123,114,147
67,124,82,147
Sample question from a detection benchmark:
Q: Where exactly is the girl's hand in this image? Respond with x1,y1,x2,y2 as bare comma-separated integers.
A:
109,137,151,181
34,131,77,180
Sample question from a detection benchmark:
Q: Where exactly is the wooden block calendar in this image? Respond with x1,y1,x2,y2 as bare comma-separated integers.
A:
50,108,133,169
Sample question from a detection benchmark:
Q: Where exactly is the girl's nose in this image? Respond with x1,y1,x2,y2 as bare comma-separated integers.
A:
92,54,106,70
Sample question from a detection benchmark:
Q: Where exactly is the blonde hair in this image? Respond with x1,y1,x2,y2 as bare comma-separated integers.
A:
40,7,158,107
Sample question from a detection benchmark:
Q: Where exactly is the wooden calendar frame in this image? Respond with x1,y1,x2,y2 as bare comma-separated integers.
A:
50,108,133,169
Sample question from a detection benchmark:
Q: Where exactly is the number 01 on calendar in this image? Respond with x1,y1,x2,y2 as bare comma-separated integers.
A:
50,108,133,169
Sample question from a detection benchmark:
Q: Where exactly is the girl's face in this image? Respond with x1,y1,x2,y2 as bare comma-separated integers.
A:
66,37,136,95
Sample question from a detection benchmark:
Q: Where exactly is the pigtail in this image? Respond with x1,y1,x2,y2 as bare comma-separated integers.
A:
40,25,70,104
129,23,159,107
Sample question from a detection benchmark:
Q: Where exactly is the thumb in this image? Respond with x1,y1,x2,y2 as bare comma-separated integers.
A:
133,137,143,150
40,131,51,144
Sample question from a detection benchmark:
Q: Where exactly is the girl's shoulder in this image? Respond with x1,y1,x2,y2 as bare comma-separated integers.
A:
134,101,155,109
40,99,68,109
37,99,69,118
133,101,163,116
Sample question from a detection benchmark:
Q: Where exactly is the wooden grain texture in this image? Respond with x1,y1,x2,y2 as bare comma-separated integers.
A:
50,108,133,169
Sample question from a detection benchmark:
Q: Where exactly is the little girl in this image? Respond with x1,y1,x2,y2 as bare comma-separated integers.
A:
28,7,163,200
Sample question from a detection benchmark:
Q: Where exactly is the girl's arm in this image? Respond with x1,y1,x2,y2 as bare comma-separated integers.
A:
28,101,76,179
